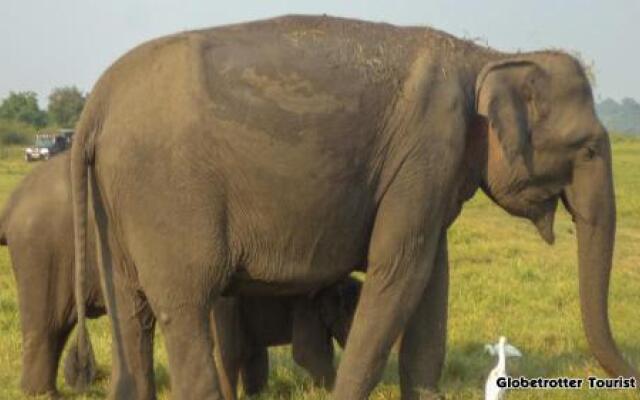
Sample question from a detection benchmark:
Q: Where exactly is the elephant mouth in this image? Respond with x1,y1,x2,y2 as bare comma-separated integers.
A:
479,179,562,245
529,195,560,244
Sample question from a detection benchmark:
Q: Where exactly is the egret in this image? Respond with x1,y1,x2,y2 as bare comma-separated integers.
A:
485,336,522,400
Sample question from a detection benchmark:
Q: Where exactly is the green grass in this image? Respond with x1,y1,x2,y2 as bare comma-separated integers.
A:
0,137,639,399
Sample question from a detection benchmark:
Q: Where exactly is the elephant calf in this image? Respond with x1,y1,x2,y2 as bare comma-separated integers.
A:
214,277,361,398
0,152,361,397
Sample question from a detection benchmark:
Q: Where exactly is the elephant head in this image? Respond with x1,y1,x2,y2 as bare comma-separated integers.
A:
317,277,362,348
474,51,638,379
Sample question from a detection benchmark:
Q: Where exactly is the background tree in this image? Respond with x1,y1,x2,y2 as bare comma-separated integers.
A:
47,86,86,128
0,91,47,128
596,97,640,135
0,118,36,145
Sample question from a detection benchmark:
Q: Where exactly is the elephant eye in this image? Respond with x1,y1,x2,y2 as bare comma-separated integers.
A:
584,145,596,160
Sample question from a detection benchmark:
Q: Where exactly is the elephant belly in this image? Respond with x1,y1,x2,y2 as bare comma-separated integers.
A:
219,142,375,294
226,185,373,295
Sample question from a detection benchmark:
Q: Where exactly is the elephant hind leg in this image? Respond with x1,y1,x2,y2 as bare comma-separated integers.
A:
20,326,72,396
142,259,231,400
152,298,224,400
106,284,156,400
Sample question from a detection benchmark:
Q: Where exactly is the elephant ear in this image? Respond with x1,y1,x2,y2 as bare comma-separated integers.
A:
475,58,550,163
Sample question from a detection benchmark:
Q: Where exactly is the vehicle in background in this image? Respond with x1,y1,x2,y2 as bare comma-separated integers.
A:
24,131,73,162
59,129,74,147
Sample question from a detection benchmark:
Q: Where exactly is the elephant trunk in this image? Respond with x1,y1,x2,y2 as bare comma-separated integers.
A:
563,139,639,380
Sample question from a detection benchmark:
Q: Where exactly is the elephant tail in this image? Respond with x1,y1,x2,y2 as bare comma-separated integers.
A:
63,331,97,389
0,212,7,246
67,96,100,391
0,187,16,246
0,203,8,245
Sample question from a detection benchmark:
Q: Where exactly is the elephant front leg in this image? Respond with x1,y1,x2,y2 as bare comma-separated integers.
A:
399,235,448,400
333,175,447,399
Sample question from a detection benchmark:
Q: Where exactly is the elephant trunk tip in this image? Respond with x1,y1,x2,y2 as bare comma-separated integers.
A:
588,334,640,382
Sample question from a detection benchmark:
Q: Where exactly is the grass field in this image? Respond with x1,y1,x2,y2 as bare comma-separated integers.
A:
0,137,638,399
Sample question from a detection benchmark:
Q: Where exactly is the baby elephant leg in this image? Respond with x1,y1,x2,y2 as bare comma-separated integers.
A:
292,300,335,388
240,346,269,396
211,297,245,400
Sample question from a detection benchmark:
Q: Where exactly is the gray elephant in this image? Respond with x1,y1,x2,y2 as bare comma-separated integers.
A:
0,152,103,396
0,152,360,398
69,15,638,400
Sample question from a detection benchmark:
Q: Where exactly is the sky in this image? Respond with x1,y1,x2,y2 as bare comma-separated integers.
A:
1,0,638,107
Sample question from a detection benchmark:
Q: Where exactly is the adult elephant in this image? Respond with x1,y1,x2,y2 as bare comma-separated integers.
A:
0,152,360,398
69,15,638,399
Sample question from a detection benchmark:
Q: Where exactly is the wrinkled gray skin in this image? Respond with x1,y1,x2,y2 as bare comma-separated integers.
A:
0,152,358,398
0,153,103,397
214,278,361,399
70,15,638,400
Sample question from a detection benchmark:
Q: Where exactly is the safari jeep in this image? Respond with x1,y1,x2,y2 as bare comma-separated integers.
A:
24,134,68,162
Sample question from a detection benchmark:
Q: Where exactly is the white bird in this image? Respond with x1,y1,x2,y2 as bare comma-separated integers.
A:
484,336,522,400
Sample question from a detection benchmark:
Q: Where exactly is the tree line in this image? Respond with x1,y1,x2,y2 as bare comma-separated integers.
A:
0,87,85,146
596,98,640,136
